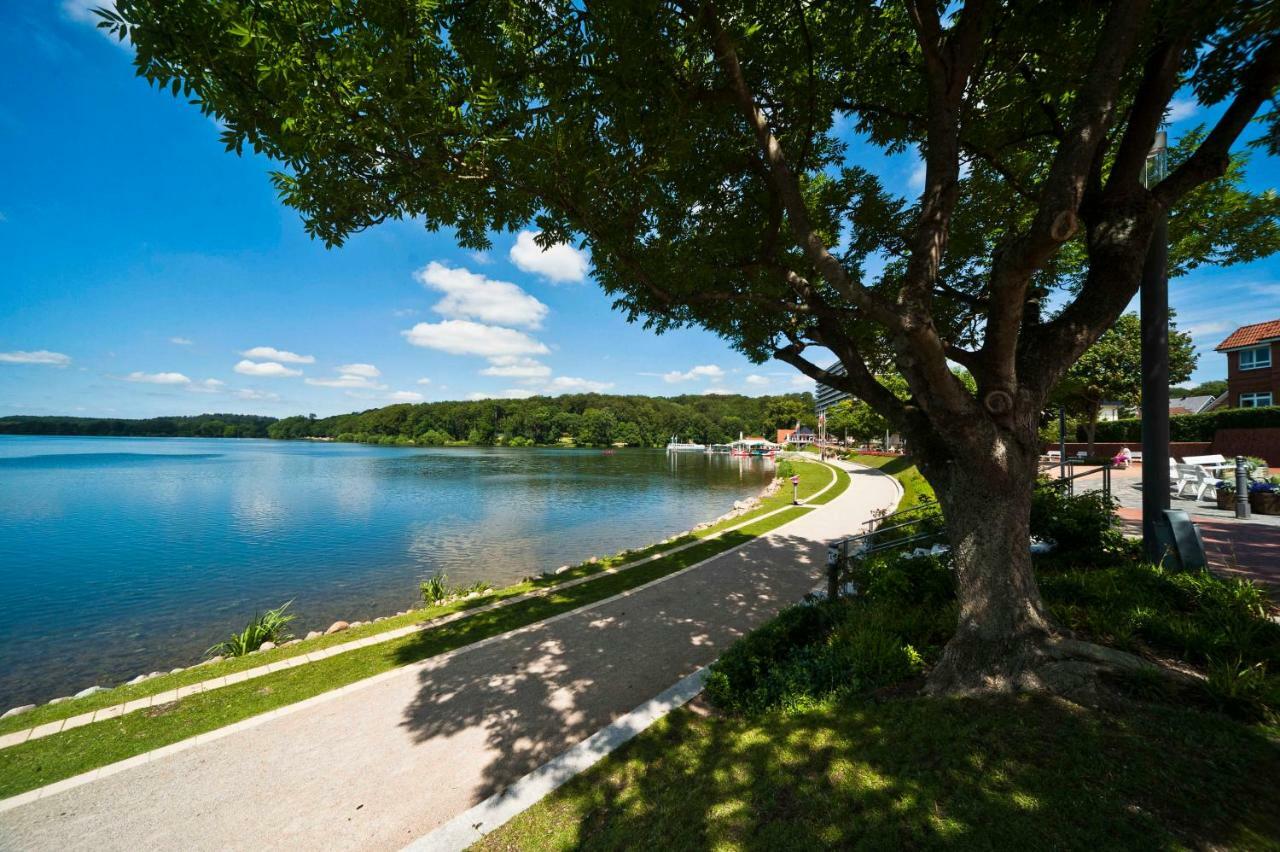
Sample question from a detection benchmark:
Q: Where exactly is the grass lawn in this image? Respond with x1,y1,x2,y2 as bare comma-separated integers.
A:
478,486,1280,850
0,460,850,799
846,452,935,507
0,456,842,740
477,694,1280,850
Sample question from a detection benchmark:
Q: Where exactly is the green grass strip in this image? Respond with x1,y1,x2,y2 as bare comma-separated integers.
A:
0,459,842,738
845,452,935,507
0,466,849,798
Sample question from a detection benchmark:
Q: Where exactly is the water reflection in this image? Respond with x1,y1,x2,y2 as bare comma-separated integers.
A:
0,437,774,704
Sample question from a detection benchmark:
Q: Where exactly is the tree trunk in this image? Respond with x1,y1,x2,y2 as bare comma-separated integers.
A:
919,430,1058,695
1084,401,1100,457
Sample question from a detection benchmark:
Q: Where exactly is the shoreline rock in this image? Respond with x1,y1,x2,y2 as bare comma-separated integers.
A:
325,621,350,635
1,704,35,720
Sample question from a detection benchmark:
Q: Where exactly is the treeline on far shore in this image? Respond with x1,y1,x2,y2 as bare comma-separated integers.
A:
268,392,817,448
0,392,818,448
0,413,275,439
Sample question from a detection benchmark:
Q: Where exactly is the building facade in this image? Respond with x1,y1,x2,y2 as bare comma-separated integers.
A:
814,361,850,413
1216,319,1279,409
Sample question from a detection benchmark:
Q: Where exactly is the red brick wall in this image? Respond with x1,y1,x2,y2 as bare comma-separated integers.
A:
1212,428,1280,466
1038,432,1279,465
1225,341,1279,406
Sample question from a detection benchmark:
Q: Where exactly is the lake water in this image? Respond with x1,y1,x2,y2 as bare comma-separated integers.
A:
0,436,774,706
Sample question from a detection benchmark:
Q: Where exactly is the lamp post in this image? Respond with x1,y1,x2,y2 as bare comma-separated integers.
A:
1141,129,1170,561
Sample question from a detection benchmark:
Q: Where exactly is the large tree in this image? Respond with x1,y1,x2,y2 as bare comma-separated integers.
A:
104,0,1280,694
1052,312,1198,455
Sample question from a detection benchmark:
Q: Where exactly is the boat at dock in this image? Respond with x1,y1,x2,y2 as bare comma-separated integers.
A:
665,436,706,452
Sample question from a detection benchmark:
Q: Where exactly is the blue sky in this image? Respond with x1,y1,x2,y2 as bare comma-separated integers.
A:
0,4,1274,419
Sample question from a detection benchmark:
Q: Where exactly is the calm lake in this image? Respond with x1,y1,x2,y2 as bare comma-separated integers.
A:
0,436,774,706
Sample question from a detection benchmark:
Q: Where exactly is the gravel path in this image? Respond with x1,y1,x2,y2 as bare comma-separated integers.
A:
0,462,898,852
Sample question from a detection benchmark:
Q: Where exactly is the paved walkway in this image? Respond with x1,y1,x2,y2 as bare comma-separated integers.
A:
1117,506,1280,595
0,462,899,851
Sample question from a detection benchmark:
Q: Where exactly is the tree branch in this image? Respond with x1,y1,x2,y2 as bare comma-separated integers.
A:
1153,35,1280,205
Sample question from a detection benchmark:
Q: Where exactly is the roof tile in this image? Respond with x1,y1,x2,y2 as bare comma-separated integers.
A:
1216,319,1280,351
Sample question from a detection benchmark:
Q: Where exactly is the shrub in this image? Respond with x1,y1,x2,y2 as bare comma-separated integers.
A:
853,551,954,608
705,597,934,716
416,429,451,446
1203,657,1277,719
420,574,451,605
1093,404,1280,442
1030,486,1124,561
207,601,296,657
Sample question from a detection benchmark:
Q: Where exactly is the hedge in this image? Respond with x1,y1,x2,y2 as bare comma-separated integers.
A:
1091,405,1280,442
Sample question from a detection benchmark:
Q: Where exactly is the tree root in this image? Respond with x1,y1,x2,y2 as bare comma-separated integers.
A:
924,633,1202,705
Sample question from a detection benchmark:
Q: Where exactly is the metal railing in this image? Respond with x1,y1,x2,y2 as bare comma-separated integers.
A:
823,461,1114,600
1043,460,1113,499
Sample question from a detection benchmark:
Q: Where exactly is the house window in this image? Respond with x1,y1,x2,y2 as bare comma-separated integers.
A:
1239,392,1273,408
1238,345,1272,370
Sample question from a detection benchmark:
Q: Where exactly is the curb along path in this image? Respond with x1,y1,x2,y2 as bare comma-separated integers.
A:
0,461,896,852
0,463,837,755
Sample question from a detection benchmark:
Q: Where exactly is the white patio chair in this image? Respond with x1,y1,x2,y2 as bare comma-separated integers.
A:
1173,463,1215,501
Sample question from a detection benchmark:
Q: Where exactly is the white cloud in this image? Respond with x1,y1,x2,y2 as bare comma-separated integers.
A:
125,371,190,385
387,390,424,402
235,388,279,401
416,377,432,385
908,159,927,192
509,231,589,283
1167,97,1198,122
790,374,814,388
189,378,227,394
416,261,549,329
469,252,493,265
241,346,315,364
305,372,386,390
663,364,725,383
481,356,552,378
402,320,549,357
62,0,132,50
170,337,194,346
745,374,770,387
61,0,110,24
234,359,302,378
703,387,733,395
544,376,613,393
337,363,381,378
0,350,72,367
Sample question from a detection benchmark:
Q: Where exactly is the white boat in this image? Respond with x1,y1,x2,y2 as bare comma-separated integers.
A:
665,436,706,452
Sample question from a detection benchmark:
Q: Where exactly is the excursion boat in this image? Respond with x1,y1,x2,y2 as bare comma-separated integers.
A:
665,436,706,452
729,436,782,457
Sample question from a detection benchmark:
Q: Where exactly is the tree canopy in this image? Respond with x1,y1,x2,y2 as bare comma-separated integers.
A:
1050,312,1197,451
104,0,1280,693
267,392,814,446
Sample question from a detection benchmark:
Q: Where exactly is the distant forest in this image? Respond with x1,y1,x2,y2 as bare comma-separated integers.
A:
269,393,817,447
0,393,817,448
0,413,275,439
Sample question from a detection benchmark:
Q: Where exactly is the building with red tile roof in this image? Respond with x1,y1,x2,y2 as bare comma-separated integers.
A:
1216,319,1280,409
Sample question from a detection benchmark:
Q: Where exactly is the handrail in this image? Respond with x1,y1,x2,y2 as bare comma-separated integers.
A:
860,498,939,532
825,457,1115,601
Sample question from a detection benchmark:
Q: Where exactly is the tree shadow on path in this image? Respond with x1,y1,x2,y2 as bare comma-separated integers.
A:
391,531,826,805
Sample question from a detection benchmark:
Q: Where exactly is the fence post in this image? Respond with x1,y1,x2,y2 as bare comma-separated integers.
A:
826,543,842,600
